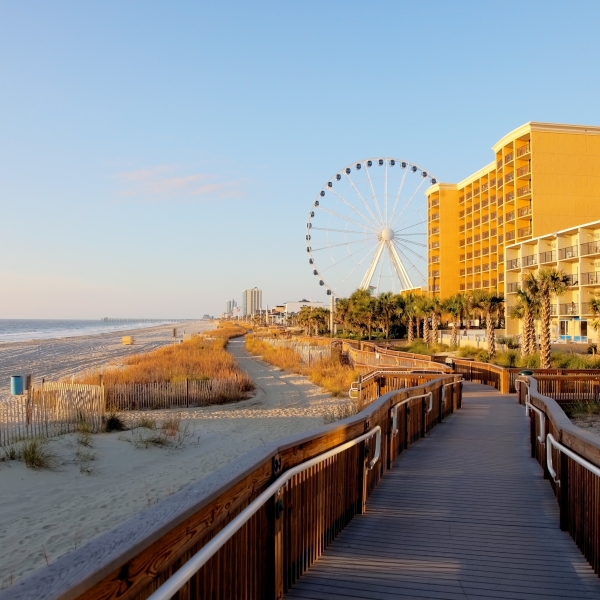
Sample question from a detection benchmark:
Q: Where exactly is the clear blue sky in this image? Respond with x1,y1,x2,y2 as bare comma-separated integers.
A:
2,1,599,318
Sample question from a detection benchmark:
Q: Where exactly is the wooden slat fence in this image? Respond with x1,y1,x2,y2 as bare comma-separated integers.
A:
3,375,462,600
256,338,332,365
518,375,600,576
0,383,104,447
106,379,248,411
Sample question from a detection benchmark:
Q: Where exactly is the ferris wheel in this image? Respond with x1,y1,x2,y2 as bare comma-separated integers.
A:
306,158,437,298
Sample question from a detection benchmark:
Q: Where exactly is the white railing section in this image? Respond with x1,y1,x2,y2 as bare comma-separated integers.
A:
147,426,382,600
391,393,432,437
526,401,546,444
546,433,600,482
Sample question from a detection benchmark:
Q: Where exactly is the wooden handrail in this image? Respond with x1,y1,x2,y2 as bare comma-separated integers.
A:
517,376,600,575
4,376,462,600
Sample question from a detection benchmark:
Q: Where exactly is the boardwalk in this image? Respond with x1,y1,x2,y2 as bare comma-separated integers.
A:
286,383,600,600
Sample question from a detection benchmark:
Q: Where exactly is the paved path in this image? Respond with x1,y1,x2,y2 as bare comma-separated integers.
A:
286,383,600,600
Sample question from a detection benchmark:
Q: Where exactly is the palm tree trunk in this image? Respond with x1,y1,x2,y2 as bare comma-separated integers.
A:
521,315,530,357
431,313,438,345
486,310,496,358
451,320,459,348
408,317,415,343
423,318,430,346
540,295,551,369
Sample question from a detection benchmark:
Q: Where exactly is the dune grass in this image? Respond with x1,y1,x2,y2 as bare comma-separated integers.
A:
245,335,358,397
76,323,253,392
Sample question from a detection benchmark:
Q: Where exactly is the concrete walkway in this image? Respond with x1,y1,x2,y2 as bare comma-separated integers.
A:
286,383,600,600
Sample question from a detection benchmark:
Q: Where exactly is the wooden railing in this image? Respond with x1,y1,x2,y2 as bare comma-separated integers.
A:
517,376,600,576
4,376,462,600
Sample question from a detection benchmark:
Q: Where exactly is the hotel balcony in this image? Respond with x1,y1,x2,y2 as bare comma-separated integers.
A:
559,302,579,316
581,271,600,285
516,143,531,158
517,184,531,198
429,241,440,250
497,159,503,169
516,164,531,178
504,151,514,165
505,191,515,202
506,230,516,242
517,205,532,218
507,258,520,270
522,254,537,267
564,274,579,287
482,183,489,192
505,171,515,184
430,227,440,236
558,245,578,260
581,242,600,256
506,282,520,293
429,198,440,208
539,250,557,264
518,226,532,239
429,213,440,222
506,210,515,222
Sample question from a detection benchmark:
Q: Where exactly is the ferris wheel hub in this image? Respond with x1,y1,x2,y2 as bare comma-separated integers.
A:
380,227,395,241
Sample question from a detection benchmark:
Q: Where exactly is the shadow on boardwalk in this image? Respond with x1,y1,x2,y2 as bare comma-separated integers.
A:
286,383,600,600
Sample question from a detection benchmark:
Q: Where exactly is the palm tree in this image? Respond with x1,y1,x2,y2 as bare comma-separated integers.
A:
524,268,569,368
510,286,539,356
377,292,397,339
348,289,379,340
470,290,504,358
442,293,466,348
589,294,600,335
402,292,418,343
334,297,350,335
429,297,442,345
416,296,432,345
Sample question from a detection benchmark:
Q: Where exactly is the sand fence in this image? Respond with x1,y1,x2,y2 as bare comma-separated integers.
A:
0,382,104,447
0,376,252,447
257,338,331,365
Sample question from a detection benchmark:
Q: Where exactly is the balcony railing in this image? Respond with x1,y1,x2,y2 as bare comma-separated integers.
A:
491,278,497,286
474,218,480,227
430,227,440,235
467,237,473,244
430,270,440,277
517,164,530,177
522,254,537,267
507,258,520,269
474,187,480,196
466,207,472,215
497,176,503,187
481,199,489,208
467,267,473,275
505,151,514,164
474,203,480,211
482,214,489,223
430,256,440,263
516,143,531,157
430,199,440,207
506,230,516,242
565,274,579,286
505,171,515,184
474,249,481,258
518,226,532,238
507,282,519,293
430,241,440,249
491,262,497,269
497,159,502,169
490,211,497,220
459,240,465,247
505,210,515,221
474,266,481,274
499,253,504,261
467,282,473,290
506,191,515,202
459,269,465,276
482,183,489,192
460,283,466,291
430,213,440,221
482,263,489,271
482,231,489,240
558,245,578,260
459,224,465,233
491,230,497,238
467,221,472,229
467,252,473,259
459,195,464,203
559,302,579,316
499,234,504,244
539,250,557,263
466,191,472,200
581,271,600,285
517,185,531,197
499,273,504,282
459,254,465,261
550,304,558,316
474,234,481,242
498,215,504,225
482,246,490,255
459,210,465,218
581,242,600,256
517,205,532,217
483,279,489,287
429,285,440,292
497,196,503,207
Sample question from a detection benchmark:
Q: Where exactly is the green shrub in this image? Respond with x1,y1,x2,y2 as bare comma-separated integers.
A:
104,412,127,432
21,440,56,470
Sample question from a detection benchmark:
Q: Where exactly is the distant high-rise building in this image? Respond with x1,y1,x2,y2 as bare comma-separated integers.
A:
225,299,237,315
242,287,262,316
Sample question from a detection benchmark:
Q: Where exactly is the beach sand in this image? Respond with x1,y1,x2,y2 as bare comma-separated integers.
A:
0,336,350,587
0,321,213,403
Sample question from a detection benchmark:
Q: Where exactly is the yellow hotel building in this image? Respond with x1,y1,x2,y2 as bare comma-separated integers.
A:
426,122,600,306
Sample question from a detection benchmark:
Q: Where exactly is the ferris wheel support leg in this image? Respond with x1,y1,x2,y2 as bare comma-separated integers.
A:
388,241,414,290
359,242,385,290
329,294,335,337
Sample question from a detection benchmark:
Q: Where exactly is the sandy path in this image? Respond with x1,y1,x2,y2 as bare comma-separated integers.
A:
0,337,349,588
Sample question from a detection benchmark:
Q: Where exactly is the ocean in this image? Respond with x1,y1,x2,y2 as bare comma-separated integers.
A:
0,320,179,344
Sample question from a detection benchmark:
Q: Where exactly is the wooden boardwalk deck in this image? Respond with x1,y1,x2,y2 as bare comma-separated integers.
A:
286,383,600,600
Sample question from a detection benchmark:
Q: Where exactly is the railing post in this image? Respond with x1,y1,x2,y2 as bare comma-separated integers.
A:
501,369,510,394
271,453,284,599
559,451,570,532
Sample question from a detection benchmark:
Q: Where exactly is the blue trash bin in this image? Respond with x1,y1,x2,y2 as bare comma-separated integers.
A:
10,376,24,395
